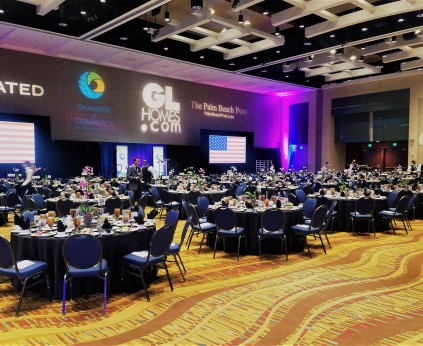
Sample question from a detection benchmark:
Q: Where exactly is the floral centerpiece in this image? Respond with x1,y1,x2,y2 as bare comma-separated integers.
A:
199,167,205,175
80,166,94,197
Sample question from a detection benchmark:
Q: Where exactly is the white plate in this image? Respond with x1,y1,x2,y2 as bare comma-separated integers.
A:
31,232,55,237
54,234,68,238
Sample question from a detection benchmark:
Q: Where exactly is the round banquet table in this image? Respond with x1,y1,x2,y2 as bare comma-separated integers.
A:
207,207,304,256
327,196,388,231
10,226,155,299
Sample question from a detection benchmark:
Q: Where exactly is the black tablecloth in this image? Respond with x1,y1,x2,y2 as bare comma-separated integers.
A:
10,227,155,299
207,208,303,256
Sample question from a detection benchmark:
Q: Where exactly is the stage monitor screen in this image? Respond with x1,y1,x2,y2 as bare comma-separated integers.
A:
0,121,35,163
209,135,246,164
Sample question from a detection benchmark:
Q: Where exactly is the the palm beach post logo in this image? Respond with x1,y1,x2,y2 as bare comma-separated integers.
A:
79,72,105,99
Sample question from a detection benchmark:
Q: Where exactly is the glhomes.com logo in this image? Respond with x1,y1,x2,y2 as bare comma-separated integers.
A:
79,72,105,99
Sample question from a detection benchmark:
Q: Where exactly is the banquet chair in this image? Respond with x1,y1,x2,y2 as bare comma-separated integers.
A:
213,207,247,261
6,190,24,213
405,193,417,230
104,196,121,215
165,209,179,232
167,218,191,281
387,191,398,209
42,186,54,199
121,224,174,301
150,186,164,217
0,235,52,317
295,189,307,203
378,195,410,235
160,189,181,219
118,183,127,195
350,197,376,237
138,193,149,209
290,205,328,258
303,198,317,222
21,209,37,223
25,196,38,212
186,204,216,254
197,195,210,223
257,208,287,261
187,190,201,206
126,190,135,208
32,193,48,213
62,234,108,315
56,198,75,217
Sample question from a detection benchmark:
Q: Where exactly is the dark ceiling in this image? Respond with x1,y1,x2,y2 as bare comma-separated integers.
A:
1,0,423,89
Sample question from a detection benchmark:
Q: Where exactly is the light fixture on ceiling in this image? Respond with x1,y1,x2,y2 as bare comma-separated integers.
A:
392,36,396,43
362,27,368,31
120,35,128,41
330,34,335,38
100,0,106,3
398,16,404,22
304,38,311,46
164,45,168,51
262,4,269,15
330,48,336,55
274,26,280,36
165,4,170,22
417,11,423,18
350,55,357,61
80,10,86,15
299,21,305,29
191,0,203,10
58,22,68,27
232,0,240,10
0,9,4,14
416,29,421,35
238,12,244,24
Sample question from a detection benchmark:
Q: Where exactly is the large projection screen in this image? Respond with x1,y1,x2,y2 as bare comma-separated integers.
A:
0,121,35,163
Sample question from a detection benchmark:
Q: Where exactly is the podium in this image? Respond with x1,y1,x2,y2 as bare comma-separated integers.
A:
157,158,170,177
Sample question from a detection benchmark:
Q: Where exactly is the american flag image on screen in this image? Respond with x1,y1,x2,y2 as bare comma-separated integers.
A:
209,135,246,164
0,121,35,163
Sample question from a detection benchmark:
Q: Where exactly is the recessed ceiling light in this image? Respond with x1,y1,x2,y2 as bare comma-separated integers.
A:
229,62,235,66
276,50,280,53
285,75,289,78
0,9,4,14
398,17,404,22
58,22,68,27
100,0,106,3
362,27,368,31
80,11,86,15
200,55,204,59
416,29,421,35
330,49,336,54
164,46,168,51
330,34,335,38
253,56,257,60
120,36,128,41
350,55,357,61
299,24,305,29
417,12,423,18
261,69,267,73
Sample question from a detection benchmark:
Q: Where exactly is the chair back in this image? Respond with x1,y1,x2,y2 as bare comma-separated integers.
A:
165,209,179,231
5,188,16,198
139,194,149,209
150,224,174,258
301,185,310,195
303,198,317,218
235,185,245,197
326,200,337,222
311,205,328,229
180,217,191,245
261,208,285,233
295,189,307,203
104,197,121,214
181,199,188,215
137,206,144,218
25,197,38,211
186,203,199,226
187,190,201,205
118,183,127,195
6,191,22,208
32,193,46,209
0,236,15,270
355,197,375,215
126,190,135,207
150,187,161,202
315,196,331,209
22,209,37,222
63,234,103,270
395,195,409,215
214,207,236,231
42,186,54,199
387,191,398,208
407,193,417,210
197,196,209,216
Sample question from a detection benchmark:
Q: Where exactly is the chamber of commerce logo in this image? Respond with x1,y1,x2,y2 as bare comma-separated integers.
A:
79,72,105,99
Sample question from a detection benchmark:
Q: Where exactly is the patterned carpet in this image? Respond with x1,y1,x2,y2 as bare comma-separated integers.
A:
1,216,423,345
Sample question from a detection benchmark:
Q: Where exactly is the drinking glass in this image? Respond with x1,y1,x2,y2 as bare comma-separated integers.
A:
70,208,77,219
114,208,121,219
47,216,55,228
73,216,81,230
47,211,56,218
122,215,129,225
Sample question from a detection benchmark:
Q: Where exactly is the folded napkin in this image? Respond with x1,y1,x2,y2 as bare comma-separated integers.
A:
57,220,67,233
133,216,145,225
14,213,30,230
147,209,158,219
276,199,282,208
245,201,253,209
102,218,113,231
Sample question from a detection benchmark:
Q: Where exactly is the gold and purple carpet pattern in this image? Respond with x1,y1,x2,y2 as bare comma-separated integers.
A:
1,219,423,345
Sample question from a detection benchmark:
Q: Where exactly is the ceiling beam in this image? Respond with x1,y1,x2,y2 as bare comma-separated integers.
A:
350,0,375,13
306,0,423,38
17,0,65,16
401,58,423,70
383,46,423,63
152,10,211,42
363,34,423,55
231,0,264,12
271,0,350,26
190,28,245,51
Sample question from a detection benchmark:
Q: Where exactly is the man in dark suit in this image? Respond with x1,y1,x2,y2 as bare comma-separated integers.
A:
141,159,153,184
126,157,141,202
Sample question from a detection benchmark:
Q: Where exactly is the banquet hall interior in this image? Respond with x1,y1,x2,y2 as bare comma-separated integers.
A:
2,0,423,345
